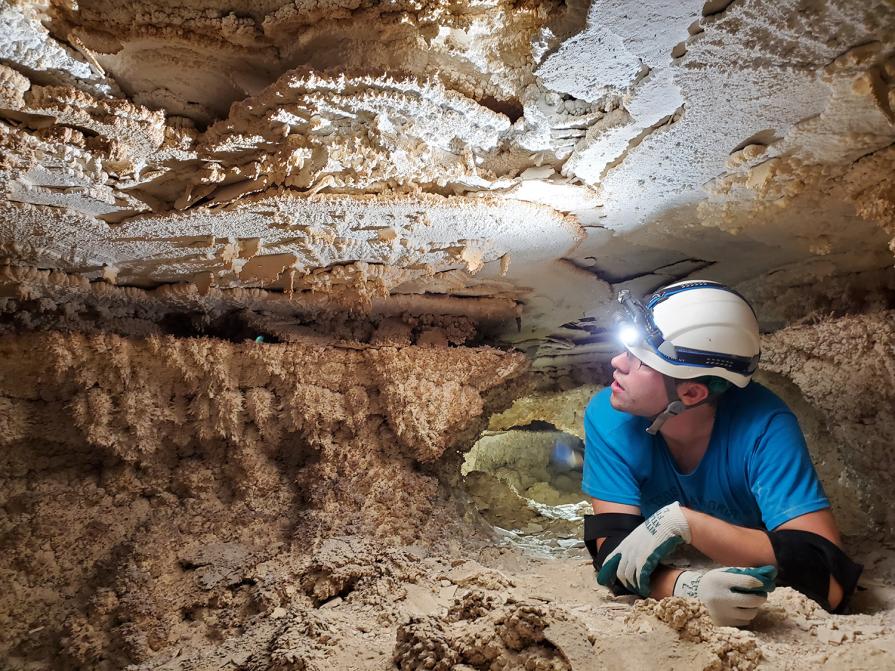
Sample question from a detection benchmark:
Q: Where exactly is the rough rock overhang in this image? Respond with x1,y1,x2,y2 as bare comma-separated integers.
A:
1,0,893,363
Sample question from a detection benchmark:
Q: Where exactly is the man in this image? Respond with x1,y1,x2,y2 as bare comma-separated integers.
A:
582,280,862,626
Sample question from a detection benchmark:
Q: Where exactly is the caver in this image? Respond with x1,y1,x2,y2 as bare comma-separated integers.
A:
583,280,863,626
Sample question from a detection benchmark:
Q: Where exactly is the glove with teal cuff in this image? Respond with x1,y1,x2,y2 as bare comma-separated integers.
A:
674,565,777,627
597,501,691,596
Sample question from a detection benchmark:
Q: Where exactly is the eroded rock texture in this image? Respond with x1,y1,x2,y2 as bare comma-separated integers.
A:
0,0,893,360
761,310,895,537
0,332,526,667
394,599,579,671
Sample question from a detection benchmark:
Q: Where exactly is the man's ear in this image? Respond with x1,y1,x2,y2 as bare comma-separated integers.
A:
676,380,710,406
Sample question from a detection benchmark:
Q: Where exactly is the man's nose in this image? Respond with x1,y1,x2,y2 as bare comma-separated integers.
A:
611,351,627,372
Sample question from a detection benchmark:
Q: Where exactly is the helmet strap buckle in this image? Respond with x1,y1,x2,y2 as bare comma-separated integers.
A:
646,376,688,435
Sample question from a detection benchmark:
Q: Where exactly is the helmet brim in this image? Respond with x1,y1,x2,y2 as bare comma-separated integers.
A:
626,343,753,388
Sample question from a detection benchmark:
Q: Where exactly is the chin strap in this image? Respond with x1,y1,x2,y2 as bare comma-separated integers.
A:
646,376,718,435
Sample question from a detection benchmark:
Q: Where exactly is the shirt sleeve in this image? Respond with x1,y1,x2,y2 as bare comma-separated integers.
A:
581,392,642,507
747,411,830,530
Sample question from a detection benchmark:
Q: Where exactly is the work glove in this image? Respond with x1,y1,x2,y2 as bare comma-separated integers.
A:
673,565,777,627
597,501,691,597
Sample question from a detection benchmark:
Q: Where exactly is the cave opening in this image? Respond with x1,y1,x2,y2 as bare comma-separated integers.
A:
461,418,591,555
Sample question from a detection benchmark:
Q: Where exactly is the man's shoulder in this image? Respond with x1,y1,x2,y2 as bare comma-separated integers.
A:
722,382,801,444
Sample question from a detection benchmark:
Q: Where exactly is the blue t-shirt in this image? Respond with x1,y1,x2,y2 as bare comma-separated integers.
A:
582,382,829,530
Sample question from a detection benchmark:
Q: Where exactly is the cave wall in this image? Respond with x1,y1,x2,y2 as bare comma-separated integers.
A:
0,332,526,667
760,309,895,538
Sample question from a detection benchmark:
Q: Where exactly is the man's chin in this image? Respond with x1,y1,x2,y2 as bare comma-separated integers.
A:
609,390,649,417
608,390,626,411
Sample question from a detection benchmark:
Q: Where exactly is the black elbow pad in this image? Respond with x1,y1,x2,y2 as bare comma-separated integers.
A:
767,529,863,613
584,513,644,596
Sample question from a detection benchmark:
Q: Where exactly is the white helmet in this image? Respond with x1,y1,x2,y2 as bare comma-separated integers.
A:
617,280,761,388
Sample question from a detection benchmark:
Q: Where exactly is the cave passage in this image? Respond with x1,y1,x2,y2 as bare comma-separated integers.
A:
461,423,591,555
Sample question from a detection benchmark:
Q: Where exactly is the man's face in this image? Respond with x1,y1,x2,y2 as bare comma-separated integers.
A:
608,350,670,417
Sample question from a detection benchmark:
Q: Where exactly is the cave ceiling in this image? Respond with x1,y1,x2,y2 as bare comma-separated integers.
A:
1,0,894,364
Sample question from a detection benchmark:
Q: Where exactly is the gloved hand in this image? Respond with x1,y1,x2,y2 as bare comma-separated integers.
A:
673,565,778,627
597,502,691,596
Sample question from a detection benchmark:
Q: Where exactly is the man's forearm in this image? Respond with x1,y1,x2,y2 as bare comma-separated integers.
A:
682,507,776,566
647,566,684,599
680,506,843,609
597,504,846,610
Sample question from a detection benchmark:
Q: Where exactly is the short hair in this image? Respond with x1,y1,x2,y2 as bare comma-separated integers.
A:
675,375,731,405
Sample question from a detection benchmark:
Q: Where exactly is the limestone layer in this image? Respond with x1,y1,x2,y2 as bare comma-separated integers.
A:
2,1,894,360
0,263,521,343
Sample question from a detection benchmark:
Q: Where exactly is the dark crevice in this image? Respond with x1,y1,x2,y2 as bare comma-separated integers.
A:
228,578,257,591
558,320,603,332
571,256,716,286
730,129,781,154
562,258,658,285
157,309,284,343
503,419,559,433
599,104,684,180
652,257,716,274
477,95,524,123
313,579,359,607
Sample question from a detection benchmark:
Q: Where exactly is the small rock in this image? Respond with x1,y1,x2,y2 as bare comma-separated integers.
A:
320,597,343,610
793,615,813,631
228,649,251,665
270,607,287,619
439,579,452,587
817,626,846,645
521,165,556,180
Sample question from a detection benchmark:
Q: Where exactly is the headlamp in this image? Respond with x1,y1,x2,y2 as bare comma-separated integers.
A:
618,324,640,347
615,289,664,350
